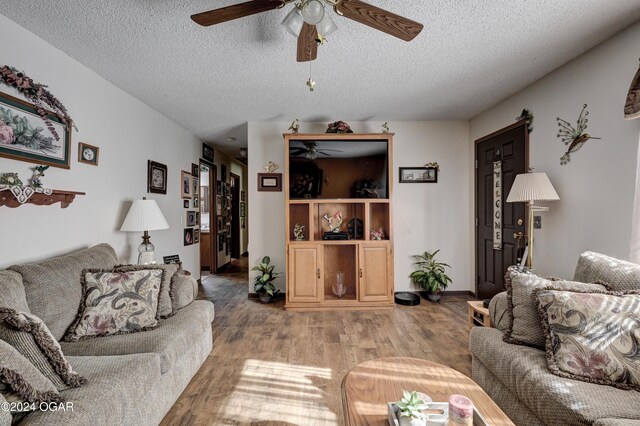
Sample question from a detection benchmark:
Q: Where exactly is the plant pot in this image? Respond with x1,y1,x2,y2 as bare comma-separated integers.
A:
259,293,271,304
398,416,426,426
427,291,442,303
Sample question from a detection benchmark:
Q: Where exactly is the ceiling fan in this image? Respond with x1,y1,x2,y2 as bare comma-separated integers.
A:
290,142,342,159
191,0,424,62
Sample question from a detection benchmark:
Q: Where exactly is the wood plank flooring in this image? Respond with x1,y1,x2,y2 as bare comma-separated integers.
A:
161,259,474,425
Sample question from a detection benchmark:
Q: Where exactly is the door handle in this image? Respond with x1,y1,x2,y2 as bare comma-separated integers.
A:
317,268,320,279
513,232,524,239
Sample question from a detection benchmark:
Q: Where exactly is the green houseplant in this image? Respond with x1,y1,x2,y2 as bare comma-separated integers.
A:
395,390,428,426
252,256,281,304
409,250,452,303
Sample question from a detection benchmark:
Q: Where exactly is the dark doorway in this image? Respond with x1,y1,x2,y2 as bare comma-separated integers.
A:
475,121,528,299
230,173,241,259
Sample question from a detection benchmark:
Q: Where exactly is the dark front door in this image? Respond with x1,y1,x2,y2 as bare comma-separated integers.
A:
475,121,528,299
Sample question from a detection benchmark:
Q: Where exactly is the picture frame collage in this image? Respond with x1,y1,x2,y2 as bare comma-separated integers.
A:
183,159,203,246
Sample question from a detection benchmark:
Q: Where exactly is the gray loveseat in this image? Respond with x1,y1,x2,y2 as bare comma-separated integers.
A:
469,252,640,425
0,244,214,425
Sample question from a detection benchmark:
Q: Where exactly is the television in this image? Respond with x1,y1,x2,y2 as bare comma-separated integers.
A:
288,139,389,199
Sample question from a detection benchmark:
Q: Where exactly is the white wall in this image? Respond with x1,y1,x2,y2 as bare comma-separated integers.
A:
0,14,202,274
470,21,640,278
247,121,471,293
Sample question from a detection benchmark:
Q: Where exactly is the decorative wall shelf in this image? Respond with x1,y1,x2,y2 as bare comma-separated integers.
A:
0,189,85,208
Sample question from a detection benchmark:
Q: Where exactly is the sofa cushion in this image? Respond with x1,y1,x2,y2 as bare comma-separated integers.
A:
115,263,179,318
60,300,214,374
22,353,162,426
64,269,163,342
8,244,118,341
535,288,640,391
0,339,62,409
504,272,607,348
0,308,86,391
0,270,30,313
488,291,510,332
574,251,640,291
173,272,198,310
470,327,640,425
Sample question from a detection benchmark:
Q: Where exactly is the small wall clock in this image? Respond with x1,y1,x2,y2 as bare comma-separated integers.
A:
78,142,99,166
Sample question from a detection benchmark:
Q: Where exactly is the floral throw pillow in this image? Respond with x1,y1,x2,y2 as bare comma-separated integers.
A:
64,269,163,341
534,288,640,391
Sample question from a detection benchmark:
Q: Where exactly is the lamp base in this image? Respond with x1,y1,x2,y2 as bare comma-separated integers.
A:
138,251,156,265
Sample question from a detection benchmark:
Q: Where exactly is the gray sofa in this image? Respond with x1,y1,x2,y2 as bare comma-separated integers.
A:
0,244,214,425
469,252,640,425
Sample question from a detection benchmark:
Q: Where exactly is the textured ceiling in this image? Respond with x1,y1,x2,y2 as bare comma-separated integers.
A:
2,1,640,155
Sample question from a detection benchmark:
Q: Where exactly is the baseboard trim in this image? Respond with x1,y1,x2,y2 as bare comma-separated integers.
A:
401,290,475,298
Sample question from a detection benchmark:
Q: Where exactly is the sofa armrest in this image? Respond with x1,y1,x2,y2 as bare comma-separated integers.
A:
172,271,198,311
489,291,510,332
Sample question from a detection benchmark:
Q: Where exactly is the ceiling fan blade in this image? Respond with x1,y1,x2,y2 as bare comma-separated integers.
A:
289,148,307,155
317,151,333,156
336,0,423,41
297,23,318,62
316,149,343,152
191,0,281,27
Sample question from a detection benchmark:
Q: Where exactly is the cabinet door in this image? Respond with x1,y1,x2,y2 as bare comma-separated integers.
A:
288,245,323,302
359,243,391,302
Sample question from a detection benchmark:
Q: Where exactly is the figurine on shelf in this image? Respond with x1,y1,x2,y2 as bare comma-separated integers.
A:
370,227,385,240
293,223,305,241
382,122,390,133
263,161,279,173
30,165,49,188
323,211,343,233
0,172,22,187
288,119,300,134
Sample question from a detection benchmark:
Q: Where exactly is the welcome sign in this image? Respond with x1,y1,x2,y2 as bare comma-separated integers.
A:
493,161,502,250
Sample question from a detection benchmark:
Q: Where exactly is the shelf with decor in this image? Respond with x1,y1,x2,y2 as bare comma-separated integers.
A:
0,188,85,208
284,133,394,311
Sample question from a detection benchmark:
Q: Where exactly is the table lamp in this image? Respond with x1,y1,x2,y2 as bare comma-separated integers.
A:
120,197,169,264
506,171,559,270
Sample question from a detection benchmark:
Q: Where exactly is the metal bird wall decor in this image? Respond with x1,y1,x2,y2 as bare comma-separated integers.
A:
624,59,640,120
557,104,600,165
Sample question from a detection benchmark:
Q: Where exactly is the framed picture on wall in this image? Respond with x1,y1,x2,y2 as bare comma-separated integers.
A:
148,160,168,194
183,200,189,208
218,234,224,252
191,163,199,177
183,228,194,246
221,164,227,182
202,144,214,165
217,181,222,195
240,202,246,217
258,173,282,192
398,167,438,183
192,176,199,197
0,91,71,169
186,210,196,227
193,229,200,244
78,142,99,166
181,170,192,199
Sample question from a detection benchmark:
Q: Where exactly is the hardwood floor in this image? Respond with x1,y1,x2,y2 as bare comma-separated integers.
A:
161,259,474,425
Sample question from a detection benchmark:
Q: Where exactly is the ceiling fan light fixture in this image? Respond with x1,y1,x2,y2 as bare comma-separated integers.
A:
316,10,337,37
301,0,325,25
281,5,303,37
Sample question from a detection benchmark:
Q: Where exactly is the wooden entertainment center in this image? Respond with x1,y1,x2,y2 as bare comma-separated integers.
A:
284,133,394,310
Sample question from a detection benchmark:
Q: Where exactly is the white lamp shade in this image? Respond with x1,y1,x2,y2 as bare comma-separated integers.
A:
316,10,337,37
506,172,560,202
281,6,303,37
120,199,169,232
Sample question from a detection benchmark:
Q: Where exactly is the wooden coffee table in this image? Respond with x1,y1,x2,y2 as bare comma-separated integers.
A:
341,357,514,425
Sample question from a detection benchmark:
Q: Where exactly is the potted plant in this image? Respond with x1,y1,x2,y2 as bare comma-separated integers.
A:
409,250,452,303
252,256,281,304
395,390,428,426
